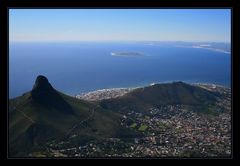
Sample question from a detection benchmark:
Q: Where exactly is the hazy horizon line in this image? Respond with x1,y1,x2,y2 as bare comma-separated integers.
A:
9,40,231,44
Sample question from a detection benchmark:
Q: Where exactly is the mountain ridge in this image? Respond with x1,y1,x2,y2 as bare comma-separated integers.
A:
9,75,226,157
99,81,222,114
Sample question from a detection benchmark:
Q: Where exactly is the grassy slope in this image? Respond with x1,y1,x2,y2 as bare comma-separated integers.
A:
100,82,221,114
9,82,222,157
9,92,85,156
9,90,133,157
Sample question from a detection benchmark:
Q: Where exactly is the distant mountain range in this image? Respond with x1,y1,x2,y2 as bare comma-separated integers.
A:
9,75,228,157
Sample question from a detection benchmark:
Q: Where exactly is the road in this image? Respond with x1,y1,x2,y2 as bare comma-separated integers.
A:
65,107,95,137
13,106,35,123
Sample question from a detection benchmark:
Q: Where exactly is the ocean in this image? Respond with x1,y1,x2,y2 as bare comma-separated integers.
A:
9,41,231,98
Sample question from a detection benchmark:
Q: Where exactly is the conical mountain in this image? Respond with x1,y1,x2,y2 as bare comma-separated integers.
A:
30,75,73,114
9,76,224,157
9,75,133,157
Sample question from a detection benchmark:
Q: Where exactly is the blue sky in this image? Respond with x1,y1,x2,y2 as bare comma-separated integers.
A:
9,9,231,42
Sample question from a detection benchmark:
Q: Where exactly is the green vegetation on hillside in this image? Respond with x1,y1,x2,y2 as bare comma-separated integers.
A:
9,76,135,157
9,76,225,157
138,124,148,131
100,81,222,114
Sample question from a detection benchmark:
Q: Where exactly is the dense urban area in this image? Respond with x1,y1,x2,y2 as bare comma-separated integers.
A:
40,84,231,158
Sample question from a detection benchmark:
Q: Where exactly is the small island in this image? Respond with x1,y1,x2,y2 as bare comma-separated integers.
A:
111,52,144,57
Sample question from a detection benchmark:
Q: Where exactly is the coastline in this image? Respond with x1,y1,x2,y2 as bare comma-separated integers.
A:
76,87,136,101
76,82,230,102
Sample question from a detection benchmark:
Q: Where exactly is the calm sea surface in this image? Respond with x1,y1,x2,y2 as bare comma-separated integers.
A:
9,42,231,98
